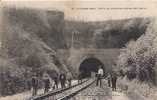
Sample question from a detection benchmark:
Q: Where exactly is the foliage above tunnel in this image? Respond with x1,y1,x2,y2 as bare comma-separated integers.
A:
64,18,150,48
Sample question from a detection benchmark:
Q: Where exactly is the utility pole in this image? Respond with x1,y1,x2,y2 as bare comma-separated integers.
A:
71,30,79,49
71,31,74,49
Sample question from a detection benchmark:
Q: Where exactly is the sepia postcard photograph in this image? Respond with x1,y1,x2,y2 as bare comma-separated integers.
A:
0,0,157,100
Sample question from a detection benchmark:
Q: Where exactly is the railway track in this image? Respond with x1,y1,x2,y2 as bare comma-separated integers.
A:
29,78,95,100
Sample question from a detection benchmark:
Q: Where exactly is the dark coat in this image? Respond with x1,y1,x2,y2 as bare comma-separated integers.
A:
32,76,38,88
59,74,66,81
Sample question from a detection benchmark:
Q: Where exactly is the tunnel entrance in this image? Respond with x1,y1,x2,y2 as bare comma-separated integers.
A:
79,57,104,78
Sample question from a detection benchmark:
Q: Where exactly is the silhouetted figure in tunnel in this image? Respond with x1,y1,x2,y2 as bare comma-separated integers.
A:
96,66,104,87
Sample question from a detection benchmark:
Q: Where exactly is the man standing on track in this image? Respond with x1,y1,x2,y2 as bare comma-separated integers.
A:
67,72,72,87
43,72,50,93
111,72,117,91
96,66,104,87
59,72,66,89
107,73,111,87
31,73,38,96
54,74,58,89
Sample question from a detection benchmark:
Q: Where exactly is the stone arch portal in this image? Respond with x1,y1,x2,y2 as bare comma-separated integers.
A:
79,57,104,78
57,49,121,78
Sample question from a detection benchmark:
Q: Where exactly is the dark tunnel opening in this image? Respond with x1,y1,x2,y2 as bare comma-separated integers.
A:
79,57,104,78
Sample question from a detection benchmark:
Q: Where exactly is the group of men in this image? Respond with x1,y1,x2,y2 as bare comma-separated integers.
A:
96,66,118,91
31,71,72,96
31,66,118,96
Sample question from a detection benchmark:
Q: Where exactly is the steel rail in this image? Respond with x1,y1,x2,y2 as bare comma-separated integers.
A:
57,79,95,100
29,79,89,100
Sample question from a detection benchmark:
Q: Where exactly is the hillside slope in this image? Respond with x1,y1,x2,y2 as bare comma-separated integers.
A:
116,18,157,84
0,7,67,96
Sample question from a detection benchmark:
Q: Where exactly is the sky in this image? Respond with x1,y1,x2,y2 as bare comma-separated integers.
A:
1,0,157,21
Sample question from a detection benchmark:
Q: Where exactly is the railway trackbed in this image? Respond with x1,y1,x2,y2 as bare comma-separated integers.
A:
29,79,95,100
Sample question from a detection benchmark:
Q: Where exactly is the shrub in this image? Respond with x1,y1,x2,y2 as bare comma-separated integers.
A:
116,18,157,84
